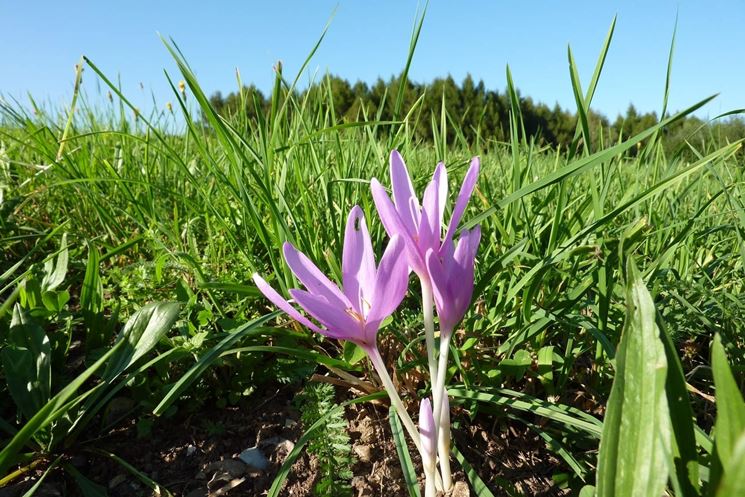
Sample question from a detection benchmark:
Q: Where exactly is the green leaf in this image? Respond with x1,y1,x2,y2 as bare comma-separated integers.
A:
448,387,602,438
41,233,68,292
1,306,51,421
81,243,105,351
343,340,367,366
389,406,421,497
716,432,745,497
103,302,181,380
596,259,671,497
578,485,596,497
711,334,745,467
0,341,124,475
499,349,532,379
41,289,70,313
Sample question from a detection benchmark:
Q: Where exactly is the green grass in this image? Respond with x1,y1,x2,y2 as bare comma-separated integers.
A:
1,18,744,497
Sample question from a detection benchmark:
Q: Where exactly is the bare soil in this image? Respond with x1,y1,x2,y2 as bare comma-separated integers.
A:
4,382,570,497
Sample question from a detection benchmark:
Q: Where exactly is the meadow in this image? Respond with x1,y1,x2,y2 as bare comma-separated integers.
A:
1,19,745,497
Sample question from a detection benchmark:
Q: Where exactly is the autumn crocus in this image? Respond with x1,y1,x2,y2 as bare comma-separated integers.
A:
371,151,481,491
252,206,421,449
371,150,480,278
371,151,480,380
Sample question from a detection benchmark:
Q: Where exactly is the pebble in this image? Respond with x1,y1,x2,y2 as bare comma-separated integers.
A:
238,446,269,471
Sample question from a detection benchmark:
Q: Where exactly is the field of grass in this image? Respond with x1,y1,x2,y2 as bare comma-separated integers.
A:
1,22,745,497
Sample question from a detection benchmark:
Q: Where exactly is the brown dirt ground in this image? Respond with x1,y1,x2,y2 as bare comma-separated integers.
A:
3,381,571,497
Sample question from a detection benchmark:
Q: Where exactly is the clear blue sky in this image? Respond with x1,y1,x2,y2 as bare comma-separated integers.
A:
1,1,743,119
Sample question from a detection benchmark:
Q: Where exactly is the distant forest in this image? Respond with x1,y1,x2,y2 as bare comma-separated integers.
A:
209,73,745,152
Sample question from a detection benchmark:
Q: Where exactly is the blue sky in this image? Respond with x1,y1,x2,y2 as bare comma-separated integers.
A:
1,1,743,119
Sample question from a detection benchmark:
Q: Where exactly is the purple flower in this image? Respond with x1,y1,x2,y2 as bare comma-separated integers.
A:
252,206,409,352
371,150,480,278
425,225,481,334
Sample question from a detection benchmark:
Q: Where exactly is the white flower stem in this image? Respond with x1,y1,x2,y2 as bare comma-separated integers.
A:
420,280,438,387
432,331,453,491
367,347,422,453
424,472,437,497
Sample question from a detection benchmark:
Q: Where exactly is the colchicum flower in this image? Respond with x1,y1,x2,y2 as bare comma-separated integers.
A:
371,150,481,492
252,206,408,353
253,205,423,450
371,150,480,281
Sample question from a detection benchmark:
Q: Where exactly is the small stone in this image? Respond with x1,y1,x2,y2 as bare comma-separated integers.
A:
353,444,372,463
238,446,269,471
351,476,373,496
284,418,297,428
357,416,376,444
450,481,470,497
186,444,197,457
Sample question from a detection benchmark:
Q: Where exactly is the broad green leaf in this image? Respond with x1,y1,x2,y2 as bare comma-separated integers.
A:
596,259,671,497
41,233,68,291
81,244,105,351
579,486,596,497
103,302,181,380
711,334,745,467
41,289,70,313
500,349,532,379
0,340,124,475
2,306,51,421
716,432,745,497
389,406,421,497
343,340,367,366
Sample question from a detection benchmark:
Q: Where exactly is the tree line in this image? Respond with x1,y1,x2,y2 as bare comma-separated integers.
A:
208,73,744,153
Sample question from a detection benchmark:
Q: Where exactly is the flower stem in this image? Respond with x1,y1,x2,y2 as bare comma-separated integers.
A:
420,280,438,391
424,473,437,497
367,347,422,453
432,331,453,491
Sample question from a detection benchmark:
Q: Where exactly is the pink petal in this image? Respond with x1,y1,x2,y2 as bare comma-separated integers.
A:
371,178,404,239
424,248,453,331
443,157,480,246
390,150,420,234
283,242,350,308
365,236,409,338
419,398,436,464
419,180,439,254
449,226,481,325
290,289,362,342
342,206,376,314
372,178,425,274
252,273,321,333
